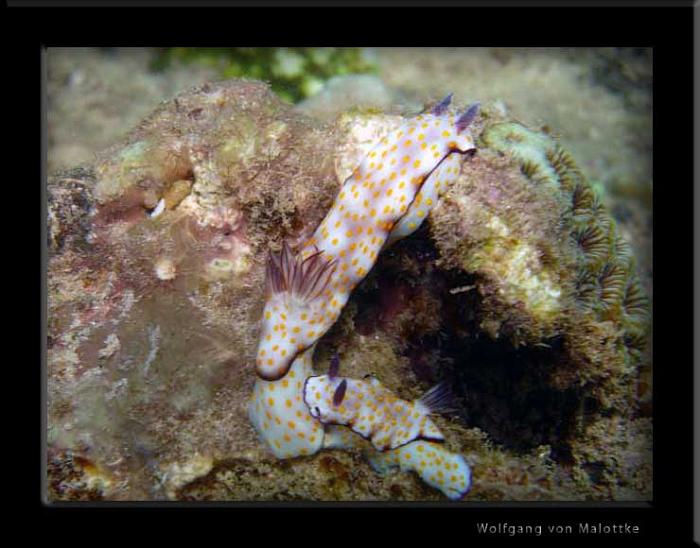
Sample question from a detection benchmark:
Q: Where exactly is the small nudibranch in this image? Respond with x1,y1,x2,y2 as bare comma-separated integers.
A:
248,346,325,458
303,367,454,452
254,95,479,382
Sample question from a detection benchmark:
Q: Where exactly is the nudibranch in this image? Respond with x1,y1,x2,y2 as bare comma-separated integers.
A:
249,93,479,498
254,96,480,382
303,356,452,451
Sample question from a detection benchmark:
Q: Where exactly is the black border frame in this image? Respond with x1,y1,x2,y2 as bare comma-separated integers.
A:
17,2,694,545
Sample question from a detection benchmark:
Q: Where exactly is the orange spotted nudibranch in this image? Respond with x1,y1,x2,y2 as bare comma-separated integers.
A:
303,363,453,451
255,94,480,382
249,94,478,498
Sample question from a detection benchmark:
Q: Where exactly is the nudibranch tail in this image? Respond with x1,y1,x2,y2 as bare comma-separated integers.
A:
368,440,472,500
322,425,472,500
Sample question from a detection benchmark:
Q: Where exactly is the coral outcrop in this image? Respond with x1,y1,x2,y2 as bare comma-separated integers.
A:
47,79,650,502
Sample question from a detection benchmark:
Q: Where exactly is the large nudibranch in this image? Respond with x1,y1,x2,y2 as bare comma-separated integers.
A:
254,97,479,382
248,94,479,498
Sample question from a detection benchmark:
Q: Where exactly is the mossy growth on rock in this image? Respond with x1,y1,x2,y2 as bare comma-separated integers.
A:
428,118,649,440
480,122,650,373
47,85,651,501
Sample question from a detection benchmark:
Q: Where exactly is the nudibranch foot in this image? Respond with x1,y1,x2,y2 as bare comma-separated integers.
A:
323,425,472,501
367,440,472,501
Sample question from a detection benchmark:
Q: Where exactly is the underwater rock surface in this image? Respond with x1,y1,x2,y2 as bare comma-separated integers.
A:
47,79,651,501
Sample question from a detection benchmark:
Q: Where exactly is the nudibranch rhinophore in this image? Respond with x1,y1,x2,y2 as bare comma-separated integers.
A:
248,93,479,499
304,369,452,451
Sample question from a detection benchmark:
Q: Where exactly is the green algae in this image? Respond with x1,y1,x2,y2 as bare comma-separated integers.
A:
153,48,378,103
